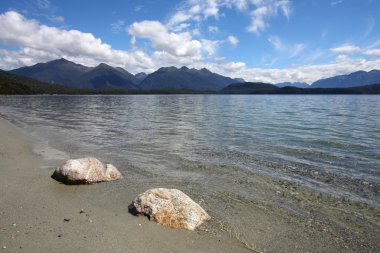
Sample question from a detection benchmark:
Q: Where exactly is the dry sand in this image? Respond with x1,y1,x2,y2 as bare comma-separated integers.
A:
0,118,251,253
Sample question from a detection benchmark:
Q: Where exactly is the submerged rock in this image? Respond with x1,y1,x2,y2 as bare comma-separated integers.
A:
52,157,122,184
131,188,210,230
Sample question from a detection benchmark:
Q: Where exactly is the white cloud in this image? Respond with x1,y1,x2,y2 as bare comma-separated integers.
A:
207,56,380,84
167,1,220,28
336,54,349,62
289,43,307,58
0,11,154,72
134,5,143,12
201,39,220,57
208,26,219,33
268,35,306,58
168,0,291,35
247,0,291,35
364,49,380,57
331,0,344,6
111,20,125,34
268,35,285,51
128,20,202,59
171,23,191,32
192,28,201,36
330,44,361,54
49,15,64,23
227,35,239,46
36,0,52,10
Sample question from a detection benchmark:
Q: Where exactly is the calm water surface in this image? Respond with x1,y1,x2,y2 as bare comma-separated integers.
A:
0,95,379,205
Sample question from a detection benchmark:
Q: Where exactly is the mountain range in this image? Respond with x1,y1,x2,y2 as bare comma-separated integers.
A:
310,70,380,88
7,58,380,91
1,68,380,95
10,58,241,91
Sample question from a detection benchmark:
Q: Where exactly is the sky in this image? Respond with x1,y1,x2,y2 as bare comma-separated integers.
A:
0,0,379,84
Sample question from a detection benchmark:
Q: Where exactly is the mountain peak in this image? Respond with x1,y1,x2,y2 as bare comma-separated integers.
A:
180,66,189,71
158,66,178,72
200,68,211,74
50,58,74,65
96,63,112,68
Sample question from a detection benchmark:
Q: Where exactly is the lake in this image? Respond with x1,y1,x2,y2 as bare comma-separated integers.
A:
1,94,379,251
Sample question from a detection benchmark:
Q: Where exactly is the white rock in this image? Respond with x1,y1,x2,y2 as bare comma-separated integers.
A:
52,157,122,184
132,188,210,230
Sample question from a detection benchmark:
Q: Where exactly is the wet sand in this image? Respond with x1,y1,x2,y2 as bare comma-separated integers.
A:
1,117,379,253
0,118,251,253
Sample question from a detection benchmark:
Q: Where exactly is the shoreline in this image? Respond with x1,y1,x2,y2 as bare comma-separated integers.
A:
0,118,252,253
1,116,379,252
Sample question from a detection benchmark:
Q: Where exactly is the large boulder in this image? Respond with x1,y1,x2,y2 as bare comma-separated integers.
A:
52,157,122,184
131,188,210,230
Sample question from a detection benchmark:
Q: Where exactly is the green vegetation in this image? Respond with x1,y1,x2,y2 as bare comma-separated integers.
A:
0,70,81,94
220,82,380,94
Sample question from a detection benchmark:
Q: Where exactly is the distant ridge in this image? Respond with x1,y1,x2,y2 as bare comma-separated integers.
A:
276,82,309,88
220,82,279,94
9,59,243,91
139,66,240,91
221,81,380,94
311,70,380,88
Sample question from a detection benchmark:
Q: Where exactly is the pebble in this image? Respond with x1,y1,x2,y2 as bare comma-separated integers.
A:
63,218,70,222
58,234,62,238
2,246,6,249
12,223,16,227
79,209,85,214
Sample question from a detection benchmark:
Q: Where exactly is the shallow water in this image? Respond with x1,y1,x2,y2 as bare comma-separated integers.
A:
1,95,379,202
1,95,379,252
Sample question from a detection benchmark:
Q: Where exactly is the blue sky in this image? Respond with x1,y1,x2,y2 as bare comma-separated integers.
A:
0,0,379,83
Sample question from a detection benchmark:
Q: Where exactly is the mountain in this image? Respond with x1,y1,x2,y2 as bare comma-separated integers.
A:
311,70,380,88
220,82,279,94
10,58,138,89
0,69,82,94
135,72,147,82
276,82,309,88
233,78,246,83
78,63,138,89
10,58,90,87
140,66,238,91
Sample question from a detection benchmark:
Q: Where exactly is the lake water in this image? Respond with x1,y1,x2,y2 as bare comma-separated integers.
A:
1,95,379,202
1,95,379,251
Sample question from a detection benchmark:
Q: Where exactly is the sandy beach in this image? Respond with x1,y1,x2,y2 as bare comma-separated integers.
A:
1,114,379,253
0,118,251,253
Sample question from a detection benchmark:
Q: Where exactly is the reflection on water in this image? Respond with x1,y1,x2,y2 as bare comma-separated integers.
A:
0,95,379,204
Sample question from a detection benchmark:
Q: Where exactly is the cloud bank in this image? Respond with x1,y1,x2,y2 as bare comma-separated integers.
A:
0,10,379,84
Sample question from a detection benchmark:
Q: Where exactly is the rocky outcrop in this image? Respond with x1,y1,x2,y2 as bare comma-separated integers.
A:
131,188,210,230
52,157,122,184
